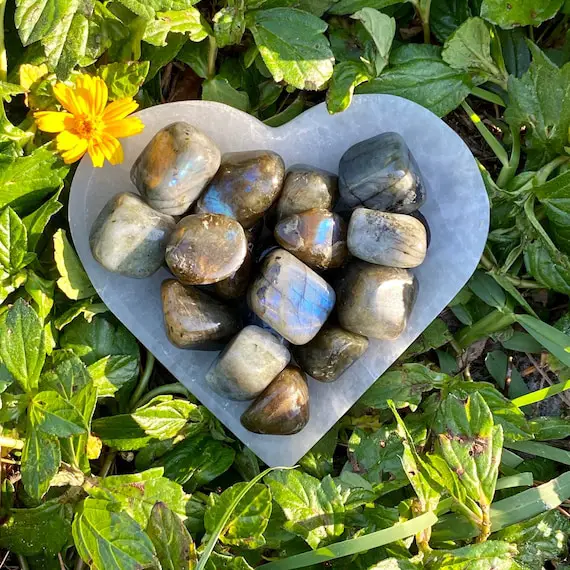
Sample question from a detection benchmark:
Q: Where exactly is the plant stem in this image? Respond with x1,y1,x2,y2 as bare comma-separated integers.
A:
99,451,117,478
536,155,569,184
479,253,543,289
129,350,156,411
17,555,29,570
0,0,7,82
456,309,517,349
132,383,191,409
207,35,218,80
0,436,24,449
471,87,505,106
461,101,509,166
497,124,521,188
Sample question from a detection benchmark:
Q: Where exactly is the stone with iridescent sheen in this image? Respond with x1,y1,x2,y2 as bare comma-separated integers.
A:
196,150,285,228
336,262,417,340
165,213,247,285
293,325,368,383
90,192,175,278
276,166,338,220
348,207,427,268
161,279,240,349
130,122,221,215
241,366,309,435
274,208,348,270
248,249,335,345
339,132,426,214
207,325,291,400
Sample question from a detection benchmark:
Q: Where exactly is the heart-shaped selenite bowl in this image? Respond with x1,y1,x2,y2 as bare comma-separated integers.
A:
69,94,489,466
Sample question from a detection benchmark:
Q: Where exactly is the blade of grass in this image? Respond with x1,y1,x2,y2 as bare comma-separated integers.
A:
501,449,524,469
261,512,438,570
495,472,533,490
506,441,570,466
511,379,570,408
516,314,570,368
196,466,292,570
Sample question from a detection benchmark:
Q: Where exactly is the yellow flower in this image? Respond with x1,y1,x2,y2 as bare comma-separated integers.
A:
34,74,144,167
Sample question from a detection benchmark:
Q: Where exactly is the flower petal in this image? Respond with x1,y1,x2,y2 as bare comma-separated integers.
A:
56,130,82,151
88,139,105,168
60,138,88,164
98,133,124,165
34,111,74,133
103,117,144,139
76,74,108,116
53,82,83,115
102,98,139,122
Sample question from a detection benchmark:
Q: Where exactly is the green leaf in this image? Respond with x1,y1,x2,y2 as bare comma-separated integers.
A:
143,32,188,81
351,9,396,75
425,541,517,570
41,351,91,398
205,482,272,549
0,147,68,215
0,298,46,392
524,239,570,294
87,355,138,397
248,8,334,90
73,497,158,570
25,270,55,321
0,499,73,557
367,561,418,570
21,427,61,500
159,432,236,490
29,390,87,437
505,45,570,168
506,440,570,466
22,190,63,253
177,38,209,78
97,61,150,99
430,0,472,43
15,0,95,78
467,269,507,310
53,298,108,330
359,44,473,117
402,318,453,358
202,77,250,112
146,502,197,570
144,8,209,46
347,427,404,484
481,0,563,28
60,315,139,365
299,426,338,479
53,229,95,301
87,468,188,527
265,470,344,549
530,416,570,440
328,0,405,16
359,363,446,411
516,313,570,368
484,351,529,399
214,3,246,48
499,28,531,77
132,395,198,439
0,207,34,282
326,61,371,114
92,414,152,450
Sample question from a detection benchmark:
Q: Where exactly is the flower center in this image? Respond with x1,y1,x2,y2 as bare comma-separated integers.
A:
75,116,98,138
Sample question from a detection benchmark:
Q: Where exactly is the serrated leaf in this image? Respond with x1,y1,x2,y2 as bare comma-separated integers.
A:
21,426,61,500
214,3,246,48
73,497,158,570
41,351,91,398
0,207,34,281
24,270,55,321
29,390,87,437
265,470,344,549
92,414,152,450
205,483,272,549
97,61,149,99
53,298,108,330
249,8,334,90
53,229,95,301
144,8,209,46
481,0,563,28
0,298,46,392
524,239,570,295
299,426,338,479
22,190,63,253
425,540,517,570
147,502,197,570
132,395,198,439
87,354,138,397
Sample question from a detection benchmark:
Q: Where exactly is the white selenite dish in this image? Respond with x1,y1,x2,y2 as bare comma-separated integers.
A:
69,94,489,467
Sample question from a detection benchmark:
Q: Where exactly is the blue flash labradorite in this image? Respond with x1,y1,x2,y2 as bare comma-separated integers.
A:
338,132,426,214
130,122,221,215
196,150,285,228
247,249,335,345
90,192,176,278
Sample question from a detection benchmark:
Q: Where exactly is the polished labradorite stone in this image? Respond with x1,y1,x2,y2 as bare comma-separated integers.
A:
241,366,309,435
90,192,175,278
294,325,368,382
196,150,285,228
347,207,427,268
207,325,291,400
338,132,426,214
247,249,336,345
274,208,348,270
130,122,221,215
336,262,417,340
161,279,240,349
276,165,338,220
165,213,247,285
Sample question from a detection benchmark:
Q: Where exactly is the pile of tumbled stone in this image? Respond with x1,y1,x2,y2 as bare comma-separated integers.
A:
89,122,428,436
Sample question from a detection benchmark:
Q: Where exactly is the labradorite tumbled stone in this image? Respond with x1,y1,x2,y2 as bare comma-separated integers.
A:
130,122,221,215
196,150,285,228
347,208,427,268
336,262,417,340
338,132,426,214
206,325,291,400
248,249,336,345
165,213,247,285
276,166,338,220
293,325,369,383
90,192,175,278
161,279,240,349
274,209,348,270
241,366,309,435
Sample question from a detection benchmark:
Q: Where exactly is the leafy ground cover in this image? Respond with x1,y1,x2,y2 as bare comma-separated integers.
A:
3,0,570,569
